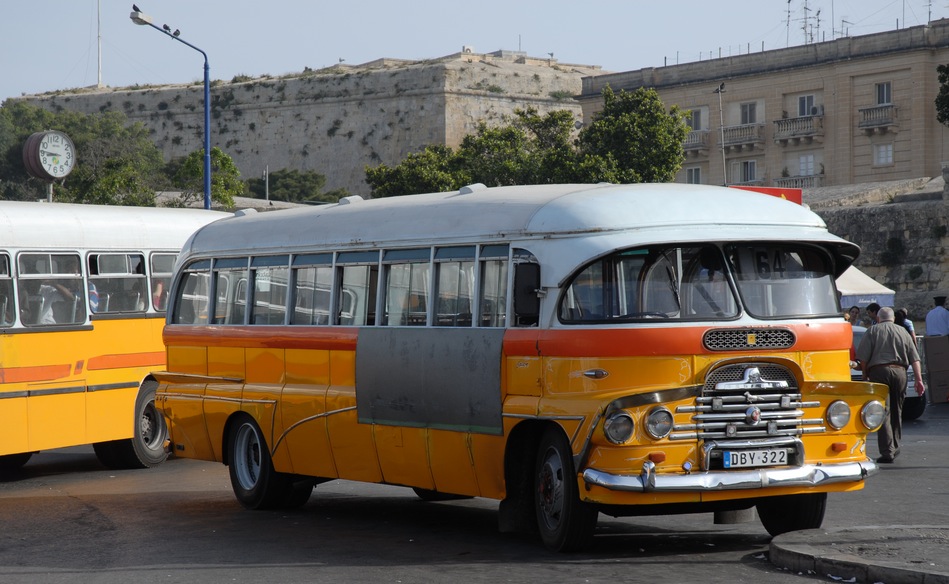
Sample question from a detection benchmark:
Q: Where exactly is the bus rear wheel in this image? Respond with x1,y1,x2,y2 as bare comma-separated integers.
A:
756,493,826,536
93,380,169,469
227,414,312,510
533,427,597,552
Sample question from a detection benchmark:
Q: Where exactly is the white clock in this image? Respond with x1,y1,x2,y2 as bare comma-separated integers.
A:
24,130,76,180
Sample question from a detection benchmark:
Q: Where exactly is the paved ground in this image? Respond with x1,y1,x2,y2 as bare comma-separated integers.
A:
771,526,949,583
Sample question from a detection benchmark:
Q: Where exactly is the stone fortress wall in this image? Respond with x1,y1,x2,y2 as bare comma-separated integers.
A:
808,179,949,330
25,50,600,197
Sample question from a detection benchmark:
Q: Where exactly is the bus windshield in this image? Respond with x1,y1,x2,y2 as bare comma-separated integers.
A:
725,243,839,318
559,242,840,322
559,244,739,322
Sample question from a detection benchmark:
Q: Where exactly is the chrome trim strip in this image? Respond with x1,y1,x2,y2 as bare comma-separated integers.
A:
582,459,877,493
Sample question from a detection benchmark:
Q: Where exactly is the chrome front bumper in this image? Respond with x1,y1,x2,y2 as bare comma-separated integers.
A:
582,459,878,493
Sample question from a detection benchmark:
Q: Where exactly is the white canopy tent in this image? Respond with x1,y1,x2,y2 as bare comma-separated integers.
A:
837,266,895,308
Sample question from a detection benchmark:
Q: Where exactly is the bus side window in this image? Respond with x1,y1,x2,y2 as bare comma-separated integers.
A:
17,252,85,326
172,264,211,324
88,253,147,314
513,263,540,327
338,265,378,326
0,253,13,326
385,262,429,326
479,256,508,327
150,253,177,312
435,260,474,327
250,257,289,325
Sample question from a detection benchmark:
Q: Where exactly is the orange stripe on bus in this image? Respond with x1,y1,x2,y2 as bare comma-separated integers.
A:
163,322,850,358
163,325,360,351
86,352,166,371
0,364,72,384
505,322,851,357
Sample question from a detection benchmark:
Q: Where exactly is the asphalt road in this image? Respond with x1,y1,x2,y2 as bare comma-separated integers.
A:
1,402,946,584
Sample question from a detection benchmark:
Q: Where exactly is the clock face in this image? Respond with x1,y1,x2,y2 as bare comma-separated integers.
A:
38,131,75,178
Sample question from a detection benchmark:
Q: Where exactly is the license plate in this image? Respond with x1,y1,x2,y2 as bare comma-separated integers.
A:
723,449,787,469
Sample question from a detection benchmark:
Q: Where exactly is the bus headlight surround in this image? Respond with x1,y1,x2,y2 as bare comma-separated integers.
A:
645,407,674,439
826,400,851,430
861,400,886,430
604,411,635,444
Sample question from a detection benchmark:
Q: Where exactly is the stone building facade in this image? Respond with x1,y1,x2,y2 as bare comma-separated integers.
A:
23,50,599,197
578,19,949,190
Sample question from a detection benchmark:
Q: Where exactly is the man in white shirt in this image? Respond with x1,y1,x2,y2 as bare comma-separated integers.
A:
925,295,949,336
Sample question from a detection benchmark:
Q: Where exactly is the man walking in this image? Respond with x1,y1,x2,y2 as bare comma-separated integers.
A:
856,306,925,463
925,295,949,336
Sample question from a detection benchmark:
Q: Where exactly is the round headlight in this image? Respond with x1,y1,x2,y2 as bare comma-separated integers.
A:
826,400,851,430
604,411,635,444
861,400,886,430
645,407,674,439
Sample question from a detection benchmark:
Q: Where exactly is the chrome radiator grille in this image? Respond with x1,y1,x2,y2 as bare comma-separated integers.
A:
670,363,824,469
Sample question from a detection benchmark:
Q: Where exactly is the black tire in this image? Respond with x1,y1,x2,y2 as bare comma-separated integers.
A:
756,493,827,537
902,396,926,421
533,427,598,552
93,441,122,469
93,380,169,469
227,414,290,510
412,487,473,502
0,452,33,477
281,479,315,509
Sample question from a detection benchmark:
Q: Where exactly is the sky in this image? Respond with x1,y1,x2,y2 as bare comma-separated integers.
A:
1,1,943,103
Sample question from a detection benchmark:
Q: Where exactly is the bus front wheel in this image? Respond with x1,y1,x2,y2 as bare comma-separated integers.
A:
756,493,826,536
227,415,312,510
533,427,598,552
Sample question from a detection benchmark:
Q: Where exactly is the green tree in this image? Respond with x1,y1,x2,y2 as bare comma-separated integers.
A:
936,64,949,127
364,87,688,196
245,168,348,204
165,147,244,209
577,86,689,184
0,101,165,205
365,145,468,197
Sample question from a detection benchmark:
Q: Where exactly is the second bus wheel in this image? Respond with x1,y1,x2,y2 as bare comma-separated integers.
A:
227,414,313,510
93,380,169,469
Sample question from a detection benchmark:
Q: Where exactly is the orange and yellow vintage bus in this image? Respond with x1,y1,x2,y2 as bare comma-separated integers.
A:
156,183,887,551
0,200,227,474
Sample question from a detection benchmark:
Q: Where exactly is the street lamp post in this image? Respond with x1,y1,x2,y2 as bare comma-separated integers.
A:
714,82,727,186
130,7,211,210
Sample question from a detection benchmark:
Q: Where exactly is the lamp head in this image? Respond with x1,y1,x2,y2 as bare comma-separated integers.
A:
130,10,152,25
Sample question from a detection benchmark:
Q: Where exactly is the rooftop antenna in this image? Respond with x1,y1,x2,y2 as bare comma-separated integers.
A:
97,0,103,87
838,18,852,37
787,0,792,47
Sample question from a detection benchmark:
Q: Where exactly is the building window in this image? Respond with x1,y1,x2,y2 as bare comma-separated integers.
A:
731,160,757,183
874,143,894,165
798,95,815,117
741,160,757,182
687,109,703,130
799,154,816,176
876,82,892,105
740,102,757,125
686,167,702,184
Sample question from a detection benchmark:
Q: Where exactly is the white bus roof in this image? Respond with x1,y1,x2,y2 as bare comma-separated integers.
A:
181,183,859,279
0,200,230,251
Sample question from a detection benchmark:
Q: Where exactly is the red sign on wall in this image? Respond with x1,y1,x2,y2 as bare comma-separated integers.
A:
729,185,803,206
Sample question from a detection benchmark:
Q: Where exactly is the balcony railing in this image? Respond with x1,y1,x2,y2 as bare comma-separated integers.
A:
858,104,898,134
773,115,824,144
721,124,765,152
774,174,824,189
683,130,710,154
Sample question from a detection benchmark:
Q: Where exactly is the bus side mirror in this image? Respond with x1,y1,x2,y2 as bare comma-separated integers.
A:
514,263,540,325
